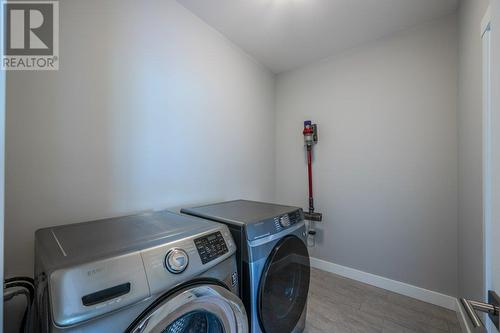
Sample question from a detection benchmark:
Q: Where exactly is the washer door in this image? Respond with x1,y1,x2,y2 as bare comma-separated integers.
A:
126,280,248,333
258,235,310,333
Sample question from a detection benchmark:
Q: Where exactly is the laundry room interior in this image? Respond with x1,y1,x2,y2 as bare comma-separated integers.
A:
2,0,500,332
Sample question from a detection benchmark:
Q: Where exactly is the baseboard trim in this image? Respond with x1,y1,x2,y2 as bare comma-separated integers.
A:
310,257,457,311
455,298,472,333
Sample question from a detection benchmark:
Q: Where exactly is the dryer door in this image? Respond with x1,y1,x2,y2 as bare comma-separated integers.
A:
126,280,248,333
258,235,310,333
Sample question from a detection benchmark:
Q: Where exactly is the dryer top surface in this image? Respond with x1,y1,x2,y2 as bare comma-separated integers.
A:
181,199,301,226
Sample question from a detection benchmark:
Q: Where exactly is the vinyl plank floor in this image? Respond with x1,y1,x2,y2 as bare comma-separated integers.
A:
305,268,462,333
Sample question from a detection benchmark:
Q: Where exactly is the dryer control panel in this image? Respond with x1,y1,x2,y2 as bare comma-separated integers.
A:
273,210,302,232
246,209,304,241
194,231,229,264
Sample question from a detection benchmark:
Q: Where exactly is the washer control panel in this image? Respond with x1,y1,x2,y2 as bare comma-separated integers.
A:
194,231,228,264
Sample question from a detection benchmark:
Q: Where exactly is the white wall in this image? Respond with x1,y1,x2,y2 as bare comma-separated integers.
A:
457,0,490,301
5,0,275,277
275,16,459,296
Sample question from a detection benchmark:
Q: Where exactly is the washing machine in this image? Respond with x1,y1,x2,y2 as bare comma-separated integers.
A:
33,210,248,333
181,200,310,333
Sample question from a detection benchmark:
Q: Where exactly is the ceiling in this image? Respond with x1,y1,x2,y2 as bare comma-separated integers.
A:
177,0,458,73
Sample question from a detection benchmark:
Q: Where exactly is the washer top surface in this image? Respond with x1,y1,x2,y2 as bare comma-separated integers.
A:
36,210,219,269
181,199,301,226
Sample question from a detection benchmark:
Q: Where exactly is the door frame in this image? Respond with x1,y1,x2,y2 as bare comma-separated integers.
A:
482,4,492,305
482,2,500,332
489,1,500,331
0,0,5,328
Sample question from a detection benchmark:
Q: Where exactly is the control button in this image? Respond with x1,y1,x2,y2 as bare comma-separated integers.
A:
279,215,291,228
165,249,189,274
231,272,238,287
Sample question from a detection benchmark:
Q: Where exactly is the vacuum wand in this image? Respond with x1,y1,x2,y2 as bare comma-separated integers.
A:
307,147,314,213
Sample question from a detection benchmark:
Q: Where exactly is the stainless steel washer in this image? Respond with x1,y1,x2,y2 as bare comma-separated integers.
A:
182,200,310,333
33,210,248,333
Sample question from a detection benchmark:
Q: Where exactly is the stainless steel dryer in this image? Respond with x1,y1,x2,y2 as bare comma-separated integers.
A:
182,200,310,333
33,210,248,333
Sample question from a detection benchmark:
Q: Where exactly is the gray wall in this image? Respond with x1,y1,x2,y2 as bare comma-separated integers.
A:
5,0,276,278
275,16,459,296
457,0,490,301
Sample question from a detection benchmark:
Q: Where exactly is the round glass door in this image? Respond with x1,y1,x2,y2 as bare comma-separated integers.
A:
126,283,248,333
258,235,310,333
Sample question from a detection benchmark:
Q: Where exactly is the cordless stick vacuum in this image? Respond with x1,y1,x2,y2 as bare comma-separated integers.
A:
303,121,322,247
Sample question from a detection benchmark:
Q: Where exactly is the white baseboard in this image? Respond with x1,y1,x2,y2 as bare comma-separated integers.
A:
310,257,457,311
455,298,472,333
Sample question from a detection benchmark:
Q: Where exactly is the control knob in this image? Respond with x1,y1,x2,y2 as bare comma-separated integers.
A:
279,215,291,228
165,249,189,274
